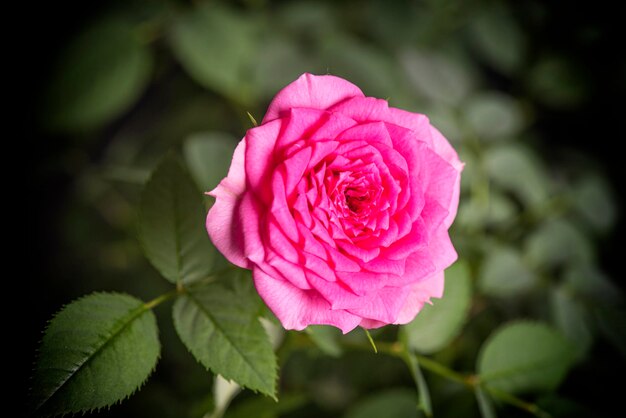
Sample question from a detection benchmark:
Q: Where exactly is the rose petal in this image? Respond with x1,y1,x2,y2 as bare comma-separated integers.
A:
270,170,299,241
263,73,364,123
277,108,357,152
430,125,462,227
426,228,458,270
347,286,410,324
264,252,311,290
239,192,266,265
306,271,375,310
393,270,445,324
266,219,300,263
387,107,434,146
279,145,312,196
330,96,392,123
429,125,464,172
245,119,283,204
337,239,380,263
336,121,393,147
361,255,406,275
253,267,362,333
359,318,387,329
387,112,463,228
206,140,248,267
336,270,390,295
419,146,459,221
337,251,435,295
381,218,428,260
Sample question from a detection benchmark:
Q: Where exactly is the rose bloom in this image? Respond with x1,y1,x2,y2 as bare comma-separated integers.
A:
207,73,462,333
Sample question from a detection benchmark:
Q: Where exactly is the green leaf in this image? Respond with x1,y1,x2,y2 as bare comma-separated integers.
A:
400,49,474,105
252,36,315,100
173,283,277,398
260,317,286,350
306,325,343,357
527,56,587,108
475,386,497,418
183,132,238,192
321,35,405,103
169,4,258,105
344,389,418,418
224,394,307,418
483,144,549,207
524,219,593,270
468,5,526,74
425,105,463,143
465,92,525,141
31,293,160,416
537,395,593,418
404,261,471,354
277,1,336,39
457,191,517,229
549,286,593,360
564,263,622,305
139,154,215,285
477,322,575,394
479,246,536,298
571,175,616,233
43,18,152,132
562,263,625,357
594,305,626,358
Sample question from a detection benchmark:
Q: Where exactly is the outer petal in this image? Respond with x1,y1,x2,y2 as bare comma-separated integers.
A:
347,286,411,324
253,267,362,333
262,73,364,123
386,107,434,146
276,108,356,152
426,229,458,270
387,108,463,228
414,144,460,234
429,125,464,172
359,318,387,329
245,119,283,204
394,270,445,325
239,192,266,265
429,126,463,227
206,140,248,268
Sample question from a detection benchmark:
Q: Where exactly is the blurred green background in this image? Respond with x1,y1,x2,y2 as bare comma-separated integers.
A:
22,0,625,417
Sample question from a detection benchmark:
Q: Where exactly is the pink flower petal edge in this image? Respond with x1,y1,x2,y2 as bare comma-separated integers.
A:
262,73,365,123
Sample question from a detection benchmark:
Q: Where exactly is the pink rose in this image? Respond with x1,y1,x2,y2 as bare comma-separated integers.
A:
207,73,463,333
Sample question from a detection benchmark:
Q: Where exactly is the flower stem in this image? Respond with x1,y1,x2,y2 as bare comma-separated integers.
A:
143,289,180,310
344,340,550,418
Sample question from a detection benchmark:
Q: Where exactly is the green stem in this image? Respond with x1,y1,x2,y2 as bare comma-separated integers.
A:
143,289,180,310
185,265,239,289
400,349,433,417
486,387,551,418
344,340,550,418
413,352,470,387
143,261,239,312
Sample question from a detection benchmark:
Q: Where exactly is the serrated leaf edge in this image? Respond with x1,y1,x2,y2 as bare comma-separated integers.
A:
32,292,160,415
174,291,278,399
137,154,207,285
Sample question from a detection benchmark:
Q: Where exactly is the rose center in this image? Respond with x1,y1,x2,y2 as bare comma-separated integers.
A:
344,188,370,213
